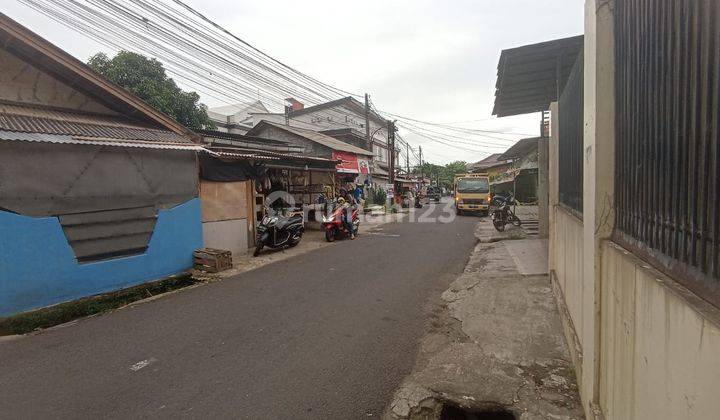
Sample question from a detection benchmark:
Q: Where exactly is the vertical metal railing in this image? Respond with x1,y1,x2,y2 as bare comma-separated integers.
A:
558,52,584,214
614,0,719,289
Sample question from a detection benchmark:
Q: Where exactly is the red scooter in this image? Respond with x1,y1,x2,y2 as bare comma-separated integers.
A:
322,204,360,242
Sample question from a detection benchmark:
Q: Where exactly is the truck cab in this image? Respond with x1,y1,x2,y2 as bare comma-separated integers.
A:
453,173,491,215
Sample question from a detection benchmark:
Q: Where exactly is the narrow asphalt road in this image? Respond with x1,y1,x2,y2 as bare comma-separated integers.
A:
0,199,479,419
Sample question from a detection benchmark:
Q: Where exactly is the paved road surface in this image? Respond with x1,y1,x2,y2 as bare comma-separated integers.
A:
0,199,479,419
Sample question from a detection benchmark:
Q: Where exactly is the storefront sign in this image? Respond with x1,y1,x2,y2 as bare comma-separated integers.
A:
332,151,370,174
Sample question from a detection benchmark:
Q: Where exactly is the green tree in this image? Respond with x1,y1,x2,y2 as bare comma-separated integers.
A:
414,161,468,189
88,51,215,130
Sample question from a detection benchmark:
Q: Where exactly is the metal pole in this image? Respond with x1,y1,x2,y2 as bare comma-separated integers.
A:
406,143,410,176
389,120,396,185
419,146,424,183
364,93,372,151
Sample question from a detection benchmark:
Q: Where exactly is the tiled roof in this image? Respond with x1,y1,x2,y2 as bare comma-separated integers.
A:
0,102,193,144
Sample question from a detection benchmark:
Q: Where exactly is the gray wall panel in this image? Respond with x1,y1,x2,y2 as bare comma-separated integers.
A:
0,141,198,216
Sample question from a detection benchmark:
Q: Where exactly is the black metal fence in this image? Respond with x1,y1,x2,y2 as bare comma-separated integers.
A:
614,0,720,298
558,52,584,214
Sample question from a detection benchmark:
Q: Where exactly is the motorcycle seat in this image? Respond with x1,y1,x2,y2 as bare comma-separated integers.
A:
275,215,303,229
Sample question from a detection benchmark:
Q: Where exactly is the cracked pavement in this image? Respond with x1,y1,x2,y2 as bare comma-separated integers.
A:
385,218,583,420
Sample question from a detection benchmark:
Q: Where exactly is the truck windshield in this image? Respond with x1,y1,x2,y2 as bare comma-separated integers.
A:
457,178,489,193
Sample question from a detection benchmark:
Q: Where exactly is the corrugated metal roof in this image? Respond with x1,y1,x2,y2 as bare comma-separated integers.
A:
497,137,539,160
0,129,205,151
211,148,339,164
493,35,583,117
0,102,194,144
249,121,374,156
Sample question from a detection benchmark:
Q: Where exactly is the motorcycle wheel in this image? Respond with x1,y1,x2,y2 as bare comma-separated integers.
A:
289,231,303,247
510,214,522,226
253,242,263,257
325,228,336,242
492,214,506,232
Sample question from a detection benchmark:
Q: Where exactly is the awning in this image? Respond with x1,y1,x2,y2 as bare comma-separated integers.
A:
493,35,583,117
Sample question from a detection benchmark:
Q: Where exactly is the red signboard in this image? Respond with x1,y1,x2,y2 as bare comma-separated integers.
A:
332,151,369,174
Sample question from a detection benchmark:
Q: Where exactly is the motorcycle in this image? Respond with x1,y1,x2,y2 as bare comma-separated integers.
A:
322,203,359,242
491,193,522,232
253,212,304,256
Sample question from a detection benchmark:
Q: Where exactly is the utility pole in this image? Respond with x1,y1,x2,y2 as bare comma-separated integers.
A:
419,145,424,183
284,104,290,125
387,119,396,185
364,94,372,152
406,143,410,176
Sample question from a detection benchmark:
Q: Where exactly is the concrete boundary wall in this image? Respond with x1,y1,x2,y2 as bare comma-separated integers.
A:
599,241,720,419
553,206,585,344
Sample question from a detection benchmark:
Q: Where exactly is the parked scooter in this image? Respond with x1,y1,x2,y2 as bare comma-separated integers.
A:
322,200,359,242
490,193,521,232
254,211,304,256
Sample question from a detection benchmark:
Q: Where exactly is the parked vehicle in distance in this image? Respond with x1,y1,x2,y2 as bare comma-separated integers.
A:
254,212,304,256
427,186,441,202
490,193,521,232
322,202,360,241
453,173,491,216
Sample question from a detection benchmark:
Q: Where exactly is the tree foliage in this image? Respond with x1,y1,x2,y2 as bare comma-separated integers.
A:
88,51,215,130
414,161,468,189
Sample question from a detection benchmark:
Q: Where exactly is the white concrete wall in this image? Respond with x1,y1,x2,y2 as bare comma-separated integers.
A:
549,3,720,419
600,241,720,420
202,219,249,256
554,206,585,344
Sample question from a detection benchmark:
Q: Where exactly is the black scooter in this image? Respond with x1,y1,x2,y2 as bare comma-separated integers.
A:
491,193,521,232
254,212,304,256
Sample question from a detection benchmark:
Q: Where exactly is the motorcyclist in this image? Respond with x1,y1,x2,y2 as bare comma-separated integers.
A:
337,197,356,240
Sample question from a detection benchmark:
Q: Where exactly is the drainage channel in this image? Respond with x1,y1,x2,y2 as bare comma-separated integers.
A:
440,403,516,420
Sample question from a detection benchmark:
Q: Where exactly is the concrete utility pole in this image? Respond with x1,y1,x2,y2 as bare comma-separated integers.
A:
364,94,372,151
388,120,396,185
406,143,410,176
419,145,424,182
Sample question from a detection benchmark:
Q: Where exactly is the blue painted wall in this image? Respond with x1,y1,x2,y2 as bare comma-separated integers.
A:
0,198,203,316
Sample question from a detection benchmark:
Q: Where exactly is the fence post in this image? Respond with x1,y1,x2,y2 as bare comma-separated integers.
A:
582,0,616,417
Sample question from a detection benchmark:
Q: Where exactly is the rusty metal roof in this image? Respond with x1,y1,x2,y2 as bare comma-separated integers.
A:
211,147,340,164
493,35,583,117
0,102,193,144
0,129,205,151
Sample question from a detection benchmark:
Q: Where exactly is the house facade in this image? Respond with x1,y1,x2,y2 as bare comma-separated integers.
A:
0,14,203,316
207,100,269,134
250,97,398,182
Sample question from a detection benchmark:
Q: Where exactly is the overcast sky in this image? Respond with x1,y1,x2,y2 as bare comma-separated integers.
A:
4,0,583,164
